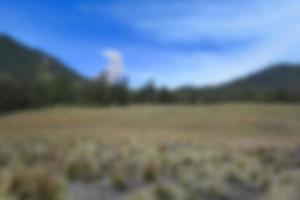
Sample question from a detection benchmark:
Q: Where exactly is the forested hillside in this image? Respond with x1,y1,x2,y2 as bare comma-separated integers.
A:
1,34,300,112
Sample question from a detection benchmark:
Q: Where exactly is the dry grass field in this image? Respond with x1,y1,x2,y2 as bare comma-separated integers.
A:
0,104,299,200
1,104,300,145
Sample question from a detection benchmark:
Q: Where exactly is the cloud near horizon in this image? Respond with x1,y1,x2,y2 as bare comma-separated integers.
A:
102,49,124,84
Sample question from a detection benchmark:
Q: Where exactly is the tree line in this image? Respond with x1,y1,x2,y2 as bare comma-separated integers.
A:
1,73,300,113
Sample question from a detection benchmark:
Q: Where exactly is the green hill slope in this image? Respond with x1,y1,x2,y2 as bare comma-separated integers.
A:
0,34,85,111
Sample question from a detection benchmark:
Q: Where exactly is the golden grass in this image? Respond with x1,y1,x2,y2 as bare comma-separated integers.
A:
0,104,299,148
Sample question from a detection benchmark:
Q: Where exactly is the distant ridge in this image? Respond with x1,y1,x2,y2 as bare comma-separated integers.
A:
223,64,300,91
198,64,300,102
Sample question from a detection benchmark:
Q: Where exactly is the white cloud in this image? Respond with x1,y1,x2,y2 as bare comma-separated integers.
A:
102,49,124,84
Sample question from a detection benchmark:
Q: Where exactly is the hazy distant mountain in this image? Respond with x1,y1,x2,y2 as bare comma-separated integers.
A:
0,34,82,82
223,64,300,91
197,64,300,102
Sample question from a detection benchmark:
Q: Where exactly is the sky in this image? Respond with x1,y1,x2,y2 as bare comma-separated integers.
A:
0,0,300,88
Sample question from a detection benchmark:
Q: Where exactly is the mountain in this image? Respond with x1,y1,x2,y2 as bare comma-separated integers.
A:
0,34,85,111
199,64,300,102
223,64,300,91
0,34,82,82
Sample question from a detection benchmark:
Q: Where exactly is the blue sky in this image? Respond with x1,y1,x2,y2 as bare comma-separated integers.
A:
1,0,300,88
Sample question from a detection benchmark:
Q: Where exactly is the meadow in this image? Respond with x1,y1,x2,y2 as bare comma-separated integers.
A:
0,104,299,200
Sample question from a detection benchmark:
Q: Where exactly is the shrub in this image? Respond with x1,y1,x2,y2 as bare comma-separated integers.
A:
154,183,184,200
111,168,128,191
0,147,13,167
66,155,99,181
155,184,176,200
8,168,66,200
226,168,242,184
143,161,158,182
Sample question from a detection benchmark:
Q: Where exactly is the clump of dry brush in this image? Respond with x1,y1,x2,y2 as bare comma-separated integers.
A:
8,167,66,200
